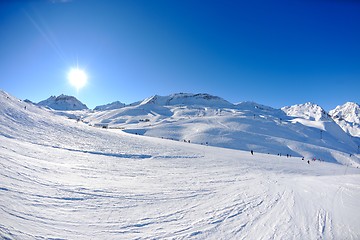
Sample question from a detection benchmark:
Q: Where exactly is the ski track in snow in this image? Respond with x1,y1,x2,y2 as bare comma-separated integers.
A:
2,133,360,239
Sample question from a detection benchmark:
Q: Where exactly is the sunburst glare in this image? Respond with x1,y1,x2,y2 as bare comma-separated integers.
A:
68,68,87,91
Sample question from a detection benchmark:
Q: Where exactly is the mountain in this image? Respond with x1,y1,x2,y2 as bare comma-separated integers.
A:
23,99,36,104
38,94,88,111
94,101,125,111
330,102,360,124
139,93,234,108
4,89,360,165
82,95,360,166
329,102,360,137
281,102,331,121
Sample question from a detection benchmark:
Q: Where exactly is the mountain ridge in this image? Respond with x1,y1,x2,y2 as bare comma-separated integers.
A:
33,91,360,139
37,94,88,111
94,101,126,111
330,102,360,137
36,92,359,120
1,89,359,167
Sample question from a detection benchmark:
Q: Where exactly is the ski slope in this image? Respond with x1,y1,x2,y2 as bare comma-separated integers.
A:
84,94,360,167
1,90,360,239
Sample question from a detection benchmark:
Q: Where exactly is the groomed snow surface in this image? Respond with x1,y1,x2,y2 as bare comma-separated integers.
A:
1,90,360,239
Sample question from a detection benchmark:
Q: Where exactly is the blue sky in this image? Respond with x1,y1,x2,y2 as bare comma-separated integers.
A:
0,0,359,110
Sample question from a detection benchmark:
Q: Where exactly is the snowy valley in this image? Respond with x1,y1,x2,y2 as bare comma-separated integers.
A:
1,90,360,239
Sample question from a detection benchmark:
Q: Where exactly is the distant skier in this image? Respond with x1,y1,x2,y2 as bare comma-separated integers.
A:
302,157,304,161
307,160,310,164
250,150,254,155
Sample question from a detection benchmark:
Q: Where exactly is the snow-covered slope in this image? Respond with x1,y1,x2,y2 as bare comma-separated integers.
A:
94,101,125,111
330,102,360,137
1,90,360,239
139,93,234,107
83,97,360,166
38,94,88,111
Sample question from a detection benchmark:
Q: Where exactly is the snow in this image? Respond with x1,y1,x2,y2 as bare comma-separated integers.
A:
81,97,360,167
330,102,360,124
330,102,360,137
139,93,234,108
281,102,331,121
94,101,126,111
37,94,88,111
1,90,360,239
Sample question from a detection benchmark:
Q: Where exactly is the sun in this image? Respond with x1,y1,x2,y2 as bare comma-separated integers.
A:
68,68,87,91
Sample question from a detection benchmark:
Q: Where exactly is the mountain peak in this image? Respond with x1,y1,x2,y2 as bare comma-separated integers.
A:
38,94,88,111
330,102,360,124
281,102,330,121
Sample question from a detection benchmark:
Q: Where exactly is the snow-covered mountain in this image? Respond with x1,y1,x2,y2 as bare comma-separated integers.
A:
330,102,360,124
94,101,125,111
139,93,234,108
330,102,360,137
38,94,88,110
32,92,359,166
281,102,331,121
81,95,360,166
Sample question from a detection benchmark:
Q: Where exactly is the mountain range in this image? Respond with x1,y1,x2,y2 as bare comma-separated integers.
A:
19,92,360,166
36,92,360,136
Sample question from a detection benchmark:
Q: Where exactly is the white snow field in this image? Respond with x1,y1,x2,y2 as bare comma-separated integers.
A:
84,94,360,167
1,90,360,239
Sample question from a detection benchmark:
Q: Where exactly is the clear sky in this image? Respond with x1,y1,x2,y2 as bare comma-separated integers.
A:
0,0,359,110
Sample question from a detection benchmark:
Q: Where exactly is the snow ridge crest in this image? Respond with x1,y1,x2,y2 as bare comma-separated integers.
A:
140,93,233,107
94,101,125,111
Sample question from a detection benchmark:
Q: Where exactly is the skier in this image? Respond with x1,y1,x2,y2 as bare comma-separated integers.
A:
250,150,254,155
307,160,310,164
